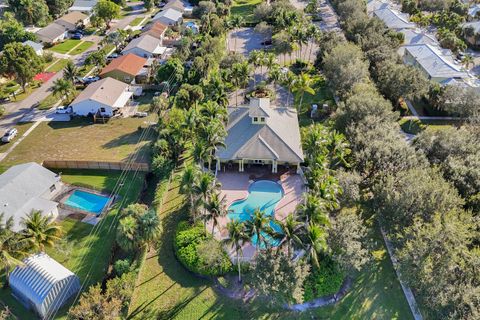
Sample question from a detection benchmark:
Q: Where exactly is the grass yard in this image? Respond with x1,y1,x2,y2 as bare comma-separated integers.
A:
45,58,70,73
231,0,264,23
128,157,412,319
38,92,60,110
50,40,94,55
136,90,157,112
130,17,145,27
399,118,457,135
0,122,34,154
1,117,155,168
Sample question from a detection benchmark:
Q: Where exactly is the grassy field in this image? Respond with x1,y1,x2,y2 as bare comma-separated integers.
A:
130,17,145,27
50,40,94,55
45,58,70,73
0,122,34,153
1,117,155,168
231,0,263,23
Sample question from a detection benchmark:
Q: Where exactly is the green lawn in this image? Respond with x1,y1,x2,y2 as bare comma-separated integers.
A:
0,122,34,154
231,0,264,23
1,117,155,168
130,17,145,27
50,40,94,55
399,118,457,134
45,58,70,73
38,92,60,110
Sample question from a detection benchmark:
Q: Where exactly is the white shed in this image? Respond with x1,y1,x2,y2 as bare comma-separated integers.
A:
9,253,80,319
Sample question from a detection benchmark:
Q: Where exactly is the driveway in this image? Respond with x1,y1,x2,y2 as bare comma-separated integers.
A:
20,109,71,122
227,27,265,55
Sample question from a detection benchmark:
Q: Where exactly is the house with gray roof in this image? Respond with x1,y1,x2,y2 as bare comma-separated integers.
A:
36,23,68,44
216,98,304,173
68,0,98,14
403,44,469,83
121,34,167,58
373,8,415,30
152,8,183,26
10,253,80,318
367,0,390,14
22,40,44,56
0,163,63,232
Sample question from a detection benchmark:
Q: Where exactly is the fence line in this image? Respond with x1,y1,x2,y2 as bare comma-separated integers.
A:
42,159,150,172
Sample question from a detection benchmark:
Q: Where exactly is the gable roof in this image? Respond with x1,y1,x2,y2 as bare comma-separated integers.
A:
373,8,415,30
153,8,183,23
69,0,98,11
71,77,130,107
367,0,390,13
164,0,186,12
56,11,88,25
22,40,43,52
142,21,168,39
36,23,67,41
404,44,469,79
100,53,147,77
122,34,164,54
400,29,438,47
217,98,304,163
0,163,60,232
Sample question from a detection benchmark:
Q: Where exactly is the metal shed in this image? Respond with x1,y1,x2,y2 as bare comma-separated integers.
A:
9,253,80,319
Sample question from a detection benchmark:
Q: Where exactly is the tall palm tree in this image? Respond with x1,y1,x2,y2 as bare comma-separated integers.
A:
292,73,315,112
229,15,244,52
244,209,272,250
200,101,228,124
116,216,137,251
328,130,351,168
192,140,211,170
52,78,74,100
224,220,248,282
283,71,297,108
305,222,328,268
192,172,221,231
268,66,283,93
231,61,251,106
179,164,200,219
203,191,228,235
248,50,264,85
276,214,303,257
21,210,62,252
137,209,161,251
63,61,79,85
265,52,278,73
0,214,27,287
199,120,227,170
297,193,330,226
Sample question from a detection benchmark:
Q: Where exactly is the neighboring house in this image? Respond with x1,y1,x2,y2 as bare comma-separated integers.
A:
121,34,167,58
22,40,44,56
152,8,183,26
463,21,480,47
0,162,63,232
10,253,80,319
398,28,439,55
142,21,168,43
164,0,186,13
373,8,415,30
216,98,304,173
70,77,133,116
100,53,149,84
36,23,68,44
68,0,98,15
55,11,89,31
468,4,480,21
366,0,390,14
403,44,469,83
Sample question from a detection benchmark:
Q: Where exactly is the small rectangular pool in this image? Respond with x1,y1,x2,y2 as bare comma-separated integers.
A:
64,190,111,215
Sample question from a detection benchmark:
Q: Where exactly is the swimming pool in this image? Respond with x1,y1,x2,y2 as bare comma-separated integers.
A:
228,180,284,247
64,190,111,215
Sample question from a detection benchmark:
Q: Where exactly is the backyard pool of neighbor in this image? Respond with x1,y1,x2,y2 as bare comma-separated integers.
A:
64,190,111,215
228,180,284,247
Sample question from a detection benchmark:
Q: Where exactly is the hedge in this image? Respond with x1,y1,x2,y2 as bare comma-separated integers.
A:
303,257,345,301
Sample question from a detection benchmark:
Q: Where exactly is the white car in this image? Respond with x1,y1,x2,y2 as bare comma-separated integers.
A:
134,112,148,118
55,106,72,114
82,76,100,84
2,128,18,143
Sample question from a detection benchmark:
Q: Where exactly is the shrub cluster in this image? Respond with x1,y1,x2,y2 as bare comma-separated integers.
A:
303,257,344,301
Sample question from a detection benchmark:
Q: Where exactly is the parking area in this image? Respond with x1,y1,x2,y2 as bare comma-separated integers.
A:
227,27,265,55
20,109,71,123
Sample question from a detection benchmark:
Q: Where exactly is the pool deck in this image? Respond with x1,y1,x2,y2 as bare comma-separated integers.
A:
212,170,305,261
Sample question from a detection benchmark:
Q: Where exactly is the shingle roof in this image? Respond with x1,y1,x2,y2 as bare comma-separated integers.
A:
22,40,43,52
404,44,469,79
36,23,67,41
122,34,163,54
164,0,186,12
373,8,415,30
100,53,147,77
400,29,438,46
56,11,88,25
71,77,130,107
69,0,98,11
153,8,183,23
0,163,60,232
217,98,304,163
142,21,168,39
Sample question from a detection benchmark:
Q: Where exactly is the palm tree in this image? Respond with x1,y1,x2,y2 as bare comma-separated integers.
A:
297,193,330,226
283,71,297,108
268,66,283,93
63,61,79,85
200,101,228,124
249,50,264,85
328,130,351,168
244,209,272,250
292,73,315,112
21,210,62,252
462,54,474,69
305,222,328,268
203,191,227,235
0,214,27,286
192,172,221,231
275,214,303,257
179,164,200,219
116,216,137,251
137,209,161,251
199,120,227,170
192,140,211,170
52,78,74,100
224,220,248,282
265,52,278,73
231,61,251,106
229,15,244,52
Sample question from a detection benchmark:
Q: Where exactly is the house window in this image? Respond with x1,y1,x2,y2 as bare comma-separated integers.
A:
260,117,265,122
253,117,258,122
100,107,106,113
49,184,56,192
253,159,263,164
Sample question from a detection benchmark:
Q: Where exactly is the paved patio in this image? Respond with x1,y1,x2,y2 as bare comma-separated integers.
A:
211,169,305,261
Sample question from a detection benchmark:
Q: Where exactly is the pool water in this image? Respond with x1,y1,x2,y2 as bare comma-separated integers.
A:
228,180,284,247
64,190,111,215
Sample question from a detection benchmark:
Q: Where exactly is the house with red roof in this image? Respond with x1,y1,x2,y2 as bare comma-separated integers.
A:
99,53,149,84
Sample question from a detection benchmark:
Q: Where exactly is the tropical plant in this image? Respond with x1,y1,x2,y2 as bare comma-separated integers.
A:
224,220,248,282
248,50,264,85
52,78,74,100
179,164,200,219
21,210,62,252
116,216,137,251
0,214,27,286
198,120,227,170
305,222,328,268
275,214,303,257
228,15,244,52
292,73,315,111
297,193,330,226
63,60,79,85
203,191,228,235
192,172,221,229
462,54,474,69
231,61,251,106
282,71,297,108
137,209,161,250
244,209,273,250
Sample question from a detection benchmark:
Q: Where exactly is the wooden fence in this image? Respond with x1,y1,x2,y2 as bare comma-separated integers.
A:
42,160,150,172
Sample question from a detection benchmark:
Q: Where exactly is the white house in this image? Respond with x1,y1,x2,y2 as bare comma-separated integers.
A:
22,40,44,56
121,34,167,58
68,0,98,15
152,8,183,26
70,77,133,116
373,8,415,30
0,163,63,232
36,23,68,44
10,253,80,319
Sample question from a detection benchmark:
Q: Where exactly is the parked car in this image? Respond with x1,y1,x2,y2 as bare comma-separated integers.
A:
82,76,100,84
55,106,72,114
261,39,272,46
134,112,148,118
71,33,83,40
106,53,120,61
2,128,18,143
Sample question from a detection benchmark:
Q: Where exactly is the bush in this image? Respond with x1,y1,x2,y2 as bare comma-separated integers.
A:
174,221,232,276
113,258,131,276
303,257,344,301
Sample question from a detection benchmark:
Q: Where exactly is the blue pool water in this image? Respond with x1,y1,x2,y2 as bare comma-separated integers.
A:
64,190,110,215
228,180,284,247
